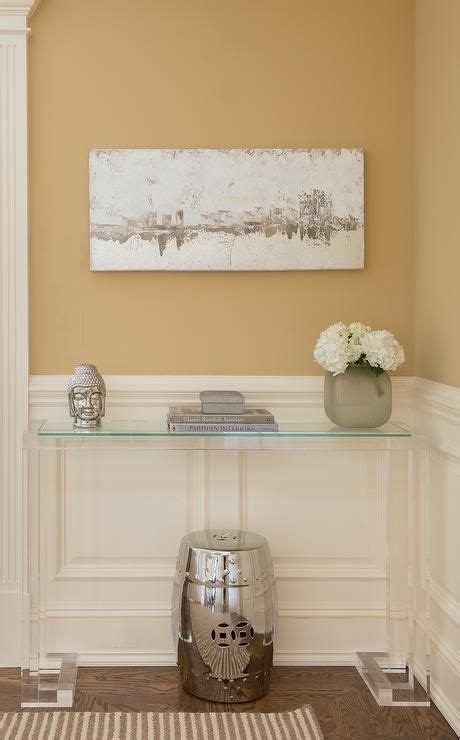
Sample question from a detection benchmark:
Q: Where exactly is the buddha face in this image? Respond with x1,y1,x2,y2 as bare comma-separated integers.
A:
69,385,105,427
68,363,106,428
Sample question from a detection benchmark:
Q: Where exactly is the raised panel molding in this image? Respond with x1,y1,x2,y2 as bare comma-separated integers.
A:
430,579,460,630
55,560,177,581
45,602,389,619
54,562,387,583
414,378,460,462
51,447,204,581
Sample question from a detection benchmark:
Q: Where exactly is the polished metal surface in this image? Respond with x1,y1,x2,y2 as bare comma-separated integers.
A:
172,529,277,703
67,363,106,428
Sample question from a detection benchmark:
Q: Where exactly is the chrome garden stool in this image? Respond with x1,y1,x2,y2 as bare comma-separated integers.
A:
172,529,277,703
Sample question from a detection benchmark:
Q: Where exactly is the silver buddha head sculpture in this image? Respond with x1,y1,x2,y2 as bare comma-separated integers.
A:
68,363,106,428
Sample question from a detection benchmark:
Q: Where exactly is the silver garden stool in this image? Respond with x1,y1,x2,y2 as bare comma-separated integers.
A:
172,529,277,703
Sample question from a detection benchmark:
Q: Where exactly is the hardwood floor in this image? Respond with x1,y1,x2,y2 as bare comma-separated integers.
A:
0,666,456,738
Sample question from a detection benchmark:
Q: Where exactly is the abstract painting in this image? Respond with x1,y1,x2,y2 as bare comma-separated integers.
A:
90,148,364,271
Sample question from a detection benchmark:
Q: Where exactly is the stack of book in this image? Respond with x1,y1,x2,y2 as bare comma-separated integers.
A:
167,400,278,433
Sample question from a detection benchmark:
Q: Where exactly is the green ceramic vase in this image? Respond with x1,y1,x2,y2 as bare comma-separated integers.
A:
324,364,392,428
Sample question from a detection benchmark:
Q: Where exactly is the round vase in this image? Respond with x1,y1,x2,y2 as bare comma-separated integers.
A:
324,365,392,428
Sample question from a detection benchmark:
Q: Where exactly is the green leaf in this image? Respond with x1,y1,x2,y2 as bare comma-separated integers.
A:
368,364,385,377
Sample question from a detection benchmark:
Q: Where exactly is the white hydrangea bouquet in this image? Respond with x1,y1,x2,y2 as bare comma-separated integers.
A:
313,322,405,377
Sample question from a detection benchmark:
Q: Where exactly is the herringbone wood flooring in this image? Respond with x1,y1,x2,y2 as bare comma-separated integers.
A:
0,666,455,738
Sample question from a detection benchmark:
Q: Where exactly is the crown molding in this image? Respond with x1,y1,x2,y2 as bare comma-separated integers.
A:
0,0,40,12
0,0,40,31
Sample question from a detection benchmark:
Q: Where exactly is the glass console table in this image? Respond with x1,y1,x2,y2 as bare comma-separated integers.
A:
22,421,430,708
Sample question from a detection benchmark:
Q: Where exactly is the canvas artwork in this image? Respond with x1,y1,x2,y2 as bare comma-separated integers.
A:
90,148,364,271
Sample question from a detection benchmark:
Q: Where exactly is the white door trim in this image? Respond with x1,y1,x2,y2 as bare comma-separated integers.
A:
0,0,37,665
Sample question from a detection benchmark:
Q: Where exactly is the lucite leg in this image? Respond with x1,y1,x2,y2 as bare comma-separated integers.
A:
21,445,78,709
21,654,78,709
357,443,430,706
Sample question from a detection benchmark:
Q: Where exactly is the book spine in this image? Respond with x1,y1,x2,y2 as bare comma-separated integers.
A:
168,414,275,424
168,422,279,433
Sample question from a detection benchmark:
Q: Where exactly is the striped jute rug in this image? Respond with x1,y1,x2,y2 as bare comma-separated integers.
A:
0,706,323,739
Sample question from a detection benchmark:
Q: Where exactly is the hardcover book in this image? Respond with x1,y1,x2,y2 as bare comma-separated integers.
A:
168,421,279,433
168,406,275,424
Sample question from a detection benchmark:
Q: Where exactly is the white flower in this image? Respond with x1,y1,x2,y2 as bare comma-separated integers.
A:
360,330,405,372
388,340,405,371
314,322,354,375
348,322,371,342
346,339,363,364
347,322,371,362
313,322,405,375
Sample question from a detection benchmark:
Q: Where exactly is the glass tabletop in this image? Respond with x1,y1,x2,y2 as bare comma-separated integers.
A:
34,420,411,438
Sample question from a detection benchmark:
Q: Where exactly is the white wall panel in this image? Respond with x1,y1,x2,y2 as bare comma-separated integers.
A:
245,451,377,562
429,453,460,601
64,451,189,563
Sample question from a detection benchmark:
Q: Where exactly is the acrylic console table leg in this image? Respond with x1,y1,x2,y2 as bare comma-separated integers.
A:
357,442,430,707
21,444,78,709
21,654,78,708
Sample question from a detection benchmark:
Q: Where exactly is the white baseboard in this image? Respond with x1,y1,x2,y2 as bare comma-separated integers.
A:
428,683,460,737
414,656,460,736
274,651,358,666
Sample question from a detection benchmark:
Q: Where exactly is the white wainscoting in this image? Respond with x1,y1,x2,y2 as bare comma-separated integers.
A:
19,375,460,733
26,375,412,665
413,379,460,734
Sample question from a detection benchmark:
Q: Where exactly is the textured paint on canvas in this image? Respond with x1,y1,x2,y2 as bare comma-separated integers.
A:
90,148,364,271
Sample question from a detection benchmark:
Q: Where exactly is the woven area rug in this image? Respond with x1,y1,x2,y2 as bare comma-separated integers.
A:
0,706,323,739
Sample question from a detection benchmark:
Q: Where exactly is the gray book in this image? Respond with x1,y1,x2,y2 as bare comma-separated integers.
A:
168,406,275,424
168,420,279,433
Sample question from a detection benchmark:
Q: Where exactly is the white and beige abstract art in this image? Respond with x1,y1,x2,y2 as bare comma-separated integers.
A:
90,148,364,271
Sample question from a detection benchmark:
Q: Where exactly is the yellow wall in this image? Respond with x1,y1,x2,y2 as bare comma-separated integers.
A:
29,0,414,375
415,0,460,387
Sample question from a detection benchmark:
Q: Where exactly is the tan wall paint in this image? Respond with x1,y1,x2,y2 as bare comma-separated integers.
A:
415,0,460,387
29,0,414,375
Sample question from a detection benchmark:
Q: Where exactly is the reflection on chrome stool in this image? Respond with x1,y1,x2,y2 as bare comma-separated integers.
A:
172,529,277,703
